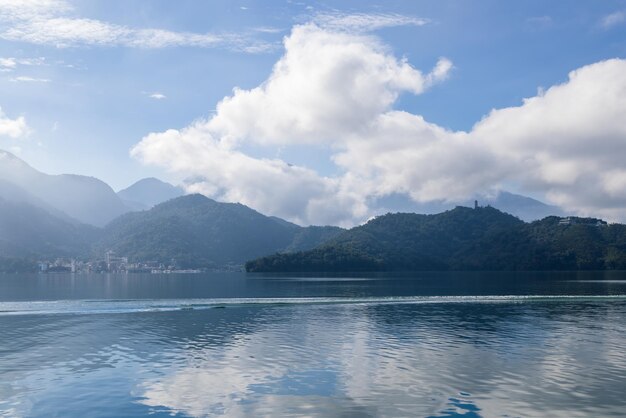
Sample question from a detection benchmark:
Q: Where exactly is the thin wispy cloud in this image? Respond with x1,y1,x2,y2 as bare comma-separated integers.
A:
312,12,430,32
149,93,166,100
0,0,277,52
9,76,50,83
253,27,284,34
0,56,46,72
600,11,625,29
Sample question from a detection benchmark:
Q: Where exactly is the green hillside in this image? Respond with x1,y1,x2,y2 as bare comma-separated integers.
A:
246,207,626,272
96,194,343,268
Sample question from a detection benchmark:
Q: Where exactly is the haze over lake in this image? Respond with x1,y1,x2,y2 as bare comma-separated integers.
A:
1,272,626,417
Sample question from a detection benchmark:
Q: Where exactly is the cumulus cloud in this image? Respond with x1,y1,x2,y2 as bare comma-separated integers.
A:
0,106,30,138
206,25,451,147
132,21,626,225
133,24,449,225
148,92,166,100
473,59,626,220
0,0,276,52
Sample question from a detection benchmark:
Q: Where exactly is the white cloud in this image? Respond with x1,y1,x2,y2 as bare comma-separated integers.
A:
0,0,276,52
473,59,626,220
253,27,283,34
132,22,626,226
9,75,50,82
132,24,449,226
0,56,46,72
132,122,367,225
0,106,30,138
0,57,16,70
600,11,625,29
206,24,450,147
149,92,166,100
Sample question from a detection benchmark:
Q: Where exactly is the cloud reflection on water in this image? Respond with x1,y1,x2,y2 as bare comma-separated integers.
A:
136,302,626,417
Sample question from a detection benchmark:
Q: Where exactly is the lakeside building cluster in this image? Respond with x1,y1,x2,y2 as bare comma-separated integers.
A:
38,251,202,274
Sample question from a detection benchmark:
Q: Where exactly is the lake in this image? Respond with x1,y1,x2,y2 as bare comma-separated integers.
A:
1,271,626,417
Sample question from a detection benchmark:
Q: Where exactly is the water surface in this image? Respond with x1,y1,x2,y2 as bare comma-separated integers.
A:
1,271,625,417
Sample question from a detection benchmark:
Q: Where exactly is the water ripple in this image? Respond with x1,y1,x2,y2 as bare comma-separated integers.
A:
0,294,625,316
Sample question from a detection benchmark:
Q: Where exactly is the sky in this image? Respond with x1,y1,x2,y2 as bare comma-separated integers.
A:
1,0,626,226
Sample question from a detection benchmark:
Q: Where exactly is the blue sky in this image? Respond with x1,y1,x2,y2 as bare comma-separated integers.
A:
1,0,626,225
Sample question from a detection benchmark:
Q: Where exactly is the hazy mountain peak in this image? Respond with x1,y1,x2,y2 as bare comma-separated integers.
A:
370,189,564,222
0,149,37,176
0,149,130,227
117,177,184,210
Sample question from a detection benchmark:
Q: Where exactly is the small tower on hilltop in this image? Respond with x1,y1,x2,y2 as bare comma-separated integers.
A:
474,200,478,209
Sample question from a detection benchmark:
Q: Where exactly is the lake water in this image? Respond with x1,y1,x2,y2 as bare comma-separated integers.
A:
1,271,626,417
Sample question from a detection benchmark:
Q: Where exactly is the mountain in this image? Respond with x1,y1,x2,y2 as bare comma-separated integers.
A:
370,190,564,222
96,194,343,269
117,177,184,210
0,197,99,261
0,179,79,224
246,207,626,272
0,150,130,226
473,191,564,221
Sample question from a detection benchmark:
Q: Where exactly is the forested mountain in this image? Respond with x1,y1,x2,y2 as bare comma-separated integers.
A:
0,150,130,226
117,177,184,210
246,207,626,272
96,194,343,268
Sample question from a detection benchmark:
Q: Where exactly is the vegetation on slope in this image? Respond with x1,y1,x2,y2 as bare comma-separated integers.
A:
246,207,626,272
96,194,343,268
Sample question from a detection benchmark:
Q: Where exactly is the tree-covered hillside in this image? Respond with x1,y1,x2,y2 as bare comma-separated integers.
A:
96,194,343,268
246,207,626,272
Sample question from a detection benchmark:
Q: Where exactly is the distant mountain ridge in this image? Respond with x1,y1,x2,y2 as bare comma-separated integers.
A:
370,190,563,222
0,150,130,226
117,177,185,210
246,206,626,272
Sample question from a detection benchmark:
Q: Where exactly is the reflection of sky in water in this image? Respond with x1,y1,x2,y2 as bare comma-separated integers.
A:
130,303,626,417
1,274,626,417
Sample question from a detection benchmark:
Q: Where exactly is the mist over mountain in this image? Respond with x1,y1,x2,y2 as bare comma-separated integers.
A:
0,197,99,260
0,150,130,227
117,177,184,210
